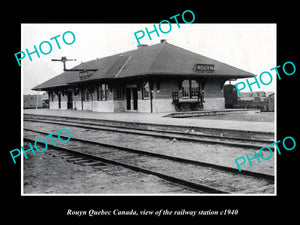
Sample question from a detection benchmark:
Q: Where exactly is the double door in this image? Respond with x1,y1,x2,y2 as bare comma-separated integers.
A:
67,91,73,109
126,87,138,110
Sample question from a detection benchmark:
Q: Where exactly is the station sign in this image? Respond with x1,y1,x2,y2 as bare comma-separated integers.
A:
79,71,93,80
193,64,214,73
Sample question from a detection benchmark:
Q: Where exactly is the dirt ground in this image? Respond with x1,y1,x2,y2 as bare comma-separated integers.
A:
23,143,197,194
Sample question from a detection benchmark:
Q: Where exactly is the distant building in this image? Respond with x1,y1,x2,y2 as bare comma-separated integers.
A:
237,91,274,112
24,93,49,109
239,91,267,101
268,93,274,112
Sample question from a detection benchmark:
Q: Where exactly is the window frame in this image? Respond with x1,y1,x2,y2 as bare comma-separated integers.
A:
116,84,123,100
181,79,199,99
97,83,109,101
142,81,150,100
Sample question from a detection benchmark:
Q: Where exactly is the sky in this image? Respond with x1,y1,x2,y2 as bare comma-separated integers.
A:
21,23,276,95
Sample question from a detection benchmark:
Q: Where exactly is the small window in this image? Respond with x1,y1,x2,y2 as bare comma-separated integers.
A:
182,80,190,98
96,85,100,101
102,84,108,101
74,88,79,96
142,82,150,99
116,85,123,100
97,84,108,101
81,88,89,101
85,89,89,101
191,80,199,98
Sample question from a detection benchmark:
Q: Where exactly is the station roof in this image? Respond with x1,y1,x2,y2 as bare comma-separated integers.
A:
32,41,255,91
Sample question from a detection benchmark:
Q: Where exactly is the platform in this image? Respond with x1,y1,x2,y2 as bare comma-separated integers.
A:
23,109,275,134
164,109,261,118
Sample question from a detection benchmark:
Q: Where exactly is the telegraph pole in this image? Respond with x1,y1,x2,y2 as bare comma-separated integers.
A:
51,56,77,71
51,56,97,72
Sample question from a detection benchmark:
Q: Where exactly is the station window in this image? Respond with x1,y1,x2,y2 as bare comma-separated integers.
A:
191,80,199,98
50,91,54,102
81,88,89,101
181,79,199,98
182,80,190,98
97,84,108,101
86,89,90,101
74,88,79,96
116,85,123,100
142,82,150,99
96,86,100,100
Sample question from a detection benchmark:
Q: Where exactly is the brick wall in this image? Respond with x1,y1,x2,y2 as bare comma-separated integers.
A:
153,79,178,100
204,80,223,98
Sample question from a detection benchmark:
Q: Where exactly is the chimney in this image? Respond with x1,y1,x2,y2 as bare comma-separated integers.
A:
137,44,149,49
160,39,167,44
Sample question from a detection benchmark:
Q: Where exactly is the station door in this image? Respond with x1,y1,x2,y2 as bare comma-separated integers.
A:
126,87,138,110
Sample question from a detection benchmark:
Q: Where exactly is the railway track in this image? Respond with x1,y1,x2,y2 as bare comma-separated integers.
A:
24,128,274,194
24,114,273,149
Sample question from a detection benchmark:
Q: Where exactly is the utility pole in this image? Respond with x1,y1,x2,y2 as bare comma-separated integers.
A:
51,56,77,71
35,91,39,109
51,56,97,72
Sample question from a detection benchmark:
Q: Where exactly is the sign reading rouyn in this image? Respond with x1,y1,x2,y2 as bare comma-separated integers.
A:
193,64,214,73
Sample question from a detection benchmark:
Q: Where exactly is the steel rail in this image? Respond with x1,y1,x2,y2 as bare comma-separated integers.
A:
24,117,272,150
24,113,274,141
24,128,274,182
23,136,228,194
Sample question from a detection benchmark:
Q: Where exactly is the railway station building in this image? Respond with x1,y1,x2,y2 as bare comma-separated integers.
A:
32,40,255,113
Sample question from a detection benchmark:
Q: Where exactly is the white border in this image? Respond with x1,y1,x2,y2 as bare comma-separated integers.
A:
21,23,24,195
21,23,277,197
